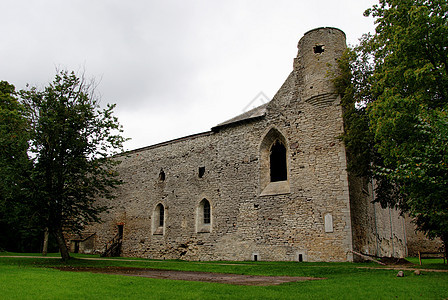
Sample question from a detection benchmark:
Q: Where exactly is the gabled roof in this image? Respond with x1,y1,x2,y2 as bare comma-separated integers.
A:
212,102,268,132
121,100,268,155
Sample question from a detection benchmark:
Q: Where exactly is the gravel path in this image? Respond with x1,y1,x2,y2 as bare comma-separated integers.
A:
54,266,324,286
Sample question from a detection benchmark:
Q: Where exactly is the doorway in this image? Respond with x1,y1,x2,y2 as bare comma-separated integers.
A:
74,241,79,253
117,224,124,240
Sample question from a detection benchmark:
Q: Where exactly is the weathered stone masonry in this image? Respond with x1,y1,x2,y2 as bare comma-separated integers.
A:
78,27,410,261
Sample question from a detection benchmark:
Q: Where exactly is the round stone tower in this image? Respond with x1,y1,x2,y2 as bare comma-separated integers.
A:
294,27,346,103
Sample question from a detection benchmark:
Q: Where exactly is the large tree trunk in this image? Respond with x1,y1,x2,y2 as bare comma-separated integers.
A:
53,227,71,261
42,227,49,256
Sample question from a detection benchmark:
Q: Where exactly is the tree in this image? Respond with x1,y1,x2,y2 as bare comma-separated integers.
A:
0,81,35,252
343,0,448,258
20,70,127,260
0,81,30,202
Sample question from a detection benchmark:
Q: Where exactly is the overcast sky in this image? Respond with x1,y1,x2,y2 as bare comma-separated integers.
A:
1,0,377,151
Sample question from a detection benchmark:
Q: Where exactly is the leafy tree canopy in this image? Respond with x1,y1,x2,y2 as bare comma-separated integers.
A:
0,81,34,252
13,70,128,260
0,81,30,201
340,0,448,255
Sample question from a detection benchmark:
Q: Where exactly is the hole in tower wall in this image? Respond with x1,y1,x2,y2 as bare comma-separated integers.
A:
198,167,205,178
158,169,166,182
313,45,325,54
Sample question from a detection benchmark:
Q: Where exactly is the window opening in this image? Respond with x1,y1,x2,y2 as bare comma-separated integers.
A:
203,199,210,224
158,169,165,182
313,45,324,54
153,204,165,235
260,128,290,196
270,140,287,182
158,204,164,227
198,167,205,178
117,224,124,239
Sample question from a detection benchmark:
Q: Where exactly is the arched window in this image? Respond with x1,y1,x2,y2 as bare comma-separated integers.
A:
158,204,165,227
197,199,212,233
153,203,165,235
203,199,211,224
270,140,287,182
259,128,290,196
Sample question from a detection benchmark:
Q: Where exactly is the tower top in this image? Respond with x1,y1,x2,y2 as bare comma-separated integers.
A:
294,27,347,102
303,27,346,38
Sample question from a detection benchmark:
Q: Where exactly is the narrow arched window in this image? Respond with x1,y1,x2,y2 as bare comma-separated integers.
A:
158,204,164,227
203,199,210,224
270,140,287,182
153,203,165,235
197,199,212,233
158,169,165,182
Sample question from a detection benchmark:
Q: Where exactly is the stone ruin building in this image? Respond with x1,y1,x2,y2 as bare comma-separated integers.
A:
69,27,441,261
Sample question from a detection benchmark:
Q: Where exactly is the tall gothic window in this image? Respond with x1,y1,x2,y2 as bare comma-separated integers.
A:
153,203,165,235
203,199,211,224
158,204,164,227
259,128,290,196
270,140,287,182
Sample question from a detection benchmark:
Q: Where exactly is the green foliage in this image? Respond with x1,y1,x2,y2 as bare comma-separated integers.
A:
0,82,38,252
365,0,448,109
375,110,448,240
0,81,30,203
14,70,128,259
335,48,374,177
346,0,448,251
334,44,402,209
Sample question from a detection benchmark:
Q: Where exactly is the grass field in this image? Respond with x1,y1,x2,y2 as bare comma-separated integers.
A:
0,253,447,299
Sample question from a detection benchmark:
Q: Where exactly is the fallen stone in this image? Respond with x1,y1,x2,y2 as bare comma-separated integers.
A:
397,271,404,277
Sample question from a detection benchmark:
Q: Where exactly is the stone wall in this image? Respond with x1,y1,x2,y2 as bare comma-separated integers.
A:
79,27,413,262
349,176,407,259
404,215,443,256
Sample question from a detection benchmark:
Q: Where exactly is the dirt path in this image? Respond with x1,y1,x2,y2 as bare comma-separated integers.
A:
3,256,446,285
54,266,324,286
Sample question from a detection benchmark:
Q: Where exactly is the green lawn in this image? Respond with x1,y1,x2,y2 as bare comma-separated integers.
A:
0,253,447,299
